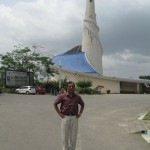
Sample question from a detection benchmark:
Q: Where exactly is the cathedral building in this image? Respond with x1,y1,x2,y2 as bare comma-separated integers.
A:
52,0,150,94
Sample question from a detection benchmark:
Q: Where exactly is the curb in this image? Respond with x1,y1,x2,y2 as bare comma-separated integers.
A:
142,130,150,143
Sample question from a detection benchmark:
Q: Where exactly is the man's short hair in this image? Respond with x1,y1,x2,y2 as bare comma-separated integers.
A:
59,86,65,90
67,81,75,87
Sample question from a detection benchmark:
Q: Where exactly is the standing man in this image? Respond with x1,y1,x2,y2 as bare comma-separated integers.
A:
54,81,84,150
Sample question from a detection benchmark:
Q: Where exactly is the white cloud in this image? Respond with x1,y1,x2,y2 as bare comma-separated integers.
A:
0,0,84,54
0,0,150,77
103,50,150,77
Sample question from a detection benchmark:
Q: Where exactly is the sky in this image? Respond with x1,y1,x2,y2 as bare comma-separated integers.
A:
0,0,150,78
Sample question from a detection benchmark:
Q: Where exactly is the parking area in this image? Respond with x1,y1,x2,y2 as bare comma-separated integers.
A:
0,94,150,150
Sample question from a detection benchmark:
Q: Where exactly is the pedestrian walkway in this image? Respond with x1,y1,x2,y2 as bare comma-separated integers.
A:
142,130,150,143
126,117,150,143
126,120,148,133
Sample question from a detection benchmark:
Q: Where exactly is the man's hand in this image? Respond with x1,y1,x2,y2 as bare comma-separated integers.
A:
59,113,65,118
77,113,82,118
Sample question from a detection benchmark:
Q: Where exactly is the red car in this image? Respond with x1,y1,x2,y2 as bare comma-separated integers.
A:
36,87,46,94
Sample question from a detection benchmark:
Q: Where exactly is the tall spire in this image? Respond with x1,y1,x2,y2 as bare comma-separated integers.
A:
82,0,103,75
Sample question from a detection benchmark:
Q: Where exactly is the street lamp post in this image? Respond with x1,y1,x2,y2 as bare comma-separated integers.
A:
58,57,61,89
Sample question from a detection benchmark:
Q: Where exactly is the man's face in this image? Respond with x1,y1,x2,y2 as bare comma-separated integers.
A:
67,83,75,93
60,88,64,92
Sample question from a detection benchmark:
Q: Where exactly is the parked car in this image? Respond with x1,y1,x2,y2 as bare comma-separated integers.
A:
35,87,46,94
16,86,36,95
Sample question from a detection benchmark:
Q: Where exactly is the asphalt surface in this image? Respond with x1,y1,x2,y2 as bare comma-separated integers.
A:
0,93,150,150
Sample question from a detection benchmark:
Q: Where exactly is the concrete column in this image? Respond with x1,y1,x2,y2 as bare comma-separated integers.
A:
137,83,140,94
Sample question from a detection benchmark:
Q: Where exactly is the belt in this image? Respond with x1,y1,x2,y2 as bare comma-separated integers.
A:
65,114,76,116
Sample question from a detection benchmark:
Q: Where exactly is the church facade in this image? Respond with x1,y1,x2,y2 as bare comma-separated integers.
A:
52,0,150,94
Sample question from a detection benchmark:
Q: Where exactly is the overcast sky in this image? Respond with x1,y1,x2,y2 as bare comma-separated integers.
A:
0,0,150,78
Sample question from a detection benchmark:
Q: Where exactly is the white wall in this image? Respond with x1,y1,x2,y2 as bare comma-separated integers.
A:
56,69,120,94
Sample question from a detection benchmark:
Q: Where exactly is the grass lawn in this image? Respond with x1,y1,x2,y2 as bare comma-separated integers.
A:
143,112,150,120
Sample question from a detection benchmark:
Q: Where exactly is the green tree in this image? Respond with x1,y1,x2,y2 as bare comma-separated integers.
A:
0,69,5,91
0,45,56,81
38,56,56,81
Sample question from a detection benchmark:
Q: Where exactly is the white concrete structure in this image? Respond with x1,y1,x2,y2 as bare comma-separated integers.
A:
53,68,150,94
52,0,150,94
82,0,103,75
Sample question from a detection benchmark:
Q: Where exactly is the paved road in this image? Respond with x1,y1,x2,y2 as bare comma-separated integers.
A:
0,94,150,150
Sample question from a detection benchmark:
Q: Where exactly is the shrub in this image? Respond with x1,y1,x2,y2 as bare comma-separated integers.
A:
92,89,101,94
5,88,16,93
106,89,110,94
76,87,93,94
76,80,92,88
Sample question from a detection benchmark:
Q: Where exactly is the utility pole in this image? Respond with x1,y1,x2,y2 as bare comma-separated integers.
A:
58,57,61,89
